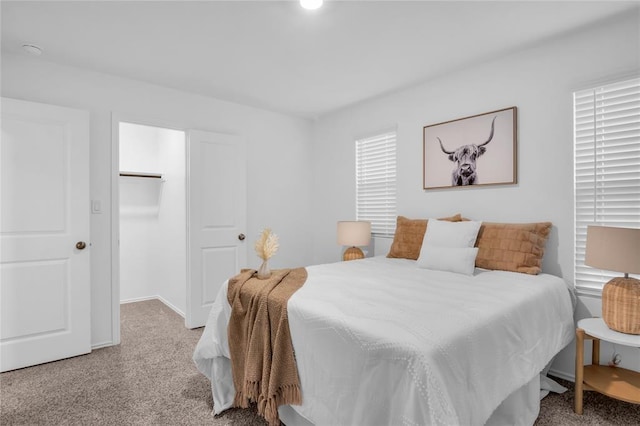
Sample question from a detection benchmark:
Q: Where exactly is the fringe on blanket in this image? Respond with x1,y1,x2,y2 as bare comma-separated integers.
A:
234,382,302,426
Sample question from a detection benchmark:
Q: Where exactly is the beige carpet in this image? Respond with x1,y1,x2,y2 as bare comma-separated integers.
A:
1,299,638,425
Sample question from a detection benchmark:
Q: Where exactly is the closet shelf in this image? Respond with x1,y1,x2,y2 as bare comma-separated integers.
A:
119,171,163,179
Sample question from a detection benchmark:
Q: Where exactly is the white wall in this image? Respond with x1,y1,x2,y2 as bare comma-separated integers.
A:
1,53,314,347
311,12,640,378
119,123,186,315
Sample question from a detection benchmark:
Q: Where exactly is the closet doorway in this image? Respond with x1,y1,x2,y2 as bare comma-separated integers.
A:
118,122,187,317
111,117,248,344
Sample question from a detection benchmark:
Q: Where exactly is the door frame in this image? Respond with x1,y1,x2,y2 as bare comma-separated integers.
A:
110,113,187,345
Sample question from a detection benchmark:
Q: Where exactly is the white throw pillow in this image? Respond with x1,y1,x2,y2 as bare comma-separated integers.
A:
421,219,482,248
416,246,479,276
416,219,482,275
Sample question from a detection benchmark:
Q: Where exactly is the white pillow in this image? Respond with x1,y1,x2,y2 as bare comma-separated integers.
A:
416,246,479,275
416,219,482,275
421,219,482,248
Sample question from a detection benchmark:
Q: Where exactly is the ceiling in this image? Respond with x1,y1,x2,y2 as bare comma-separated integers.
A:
2,1,638,119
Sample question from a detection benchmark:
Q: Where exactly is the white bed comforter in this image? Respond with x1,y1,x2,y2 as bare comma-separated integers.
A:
193,257,574,426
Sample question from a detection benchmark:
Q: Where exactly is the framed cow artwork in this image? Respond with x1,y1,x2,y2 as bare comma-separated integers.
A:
423,106,517,190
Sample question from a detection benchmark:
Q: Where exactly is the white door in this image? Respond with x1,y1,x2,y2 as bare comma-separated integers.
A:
1,98,91,372
186,130,246,328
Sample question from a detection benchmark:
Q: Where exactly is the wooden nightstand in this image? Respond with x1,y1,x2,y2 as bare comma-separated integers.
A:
575,318,640,414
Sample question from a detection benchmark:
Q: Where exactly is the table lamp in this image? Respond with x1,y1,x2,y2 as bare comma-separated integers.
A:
337,221,371,261
585,225,640,334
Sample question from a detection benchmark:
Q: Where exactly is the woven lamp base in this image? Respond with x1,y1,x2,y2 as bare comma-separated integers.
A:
343,246,364,261
602,277,640,335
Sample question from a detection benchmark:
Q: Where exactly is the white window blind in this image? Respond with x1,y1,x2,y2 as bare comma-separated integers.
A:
574,76,640,294
356,130,397,236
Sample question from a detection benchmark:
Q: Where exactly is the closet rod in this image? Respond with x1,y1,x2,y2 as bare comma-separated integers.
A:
119,172,163,179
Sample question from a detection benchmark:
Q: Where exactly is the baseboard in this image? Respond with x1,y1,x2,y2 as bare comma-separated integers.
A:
120,295,158,304
549,368,575,383
91,340,114,350
156,295,185,318
120,295,185,318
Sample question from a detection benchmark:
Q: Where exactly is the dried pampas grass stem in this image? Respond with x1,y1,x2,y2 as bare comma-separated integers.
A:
255,228,279,261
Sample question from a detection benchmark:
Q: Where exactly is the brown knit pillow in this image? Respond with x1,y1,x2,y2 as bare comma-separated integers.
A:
474,222,552,275
387,214,462,260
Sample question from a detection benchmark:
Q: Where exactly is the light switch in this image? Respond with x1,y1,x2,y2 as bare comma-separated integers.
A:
91,200,102,214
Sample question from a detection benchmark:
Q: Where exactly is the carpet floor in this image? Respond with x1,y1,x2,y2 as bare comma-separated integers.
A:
1,299,638,425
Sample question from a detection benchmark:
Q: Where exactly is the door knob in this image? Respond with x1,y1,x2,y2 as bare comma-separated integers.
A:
238,233,246,241
76,241,87,250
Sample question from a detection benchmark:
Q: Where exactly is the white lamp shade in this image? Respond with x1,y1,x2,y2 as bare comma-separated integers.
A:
337,221,371,247
585,225,640,275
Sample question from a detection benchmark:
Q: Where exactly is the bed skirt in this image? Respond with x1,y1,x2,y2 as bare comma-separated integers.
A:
278,374,541,426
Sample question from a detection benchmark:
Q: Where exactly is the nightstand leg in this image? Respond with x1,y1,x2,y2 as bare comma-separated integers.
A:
575,328,585,415
592,338,600,365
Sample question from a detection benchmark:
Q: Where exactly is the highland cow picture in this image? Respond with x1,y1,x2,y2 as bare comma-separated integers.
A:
423,107,517,189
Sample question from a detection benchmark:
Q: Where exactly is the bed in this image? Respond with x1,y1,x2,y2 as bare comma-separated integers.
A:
193,255,574,425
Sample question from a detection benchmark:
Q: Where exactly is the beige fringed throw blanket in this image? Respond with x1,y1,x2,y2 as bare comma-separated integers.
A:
227,268,307,426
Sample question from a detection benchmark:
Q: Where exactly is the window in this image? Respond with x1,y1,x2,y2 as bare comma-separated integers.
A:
574,76,640,294
356,129,397,236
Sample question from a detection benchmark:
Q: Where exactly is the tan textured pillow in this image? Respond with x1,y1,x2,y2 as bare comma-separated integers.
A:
387,214,462,260
474,222,552,275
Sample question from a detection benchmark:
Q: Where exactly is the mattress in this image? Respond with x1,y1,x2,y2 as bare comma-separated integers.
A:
193,256,574,425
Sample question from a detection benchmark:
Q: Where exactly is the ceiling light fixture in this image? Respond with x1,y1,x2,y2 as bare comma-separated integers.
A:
300,0,323,10
22,44,43,56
